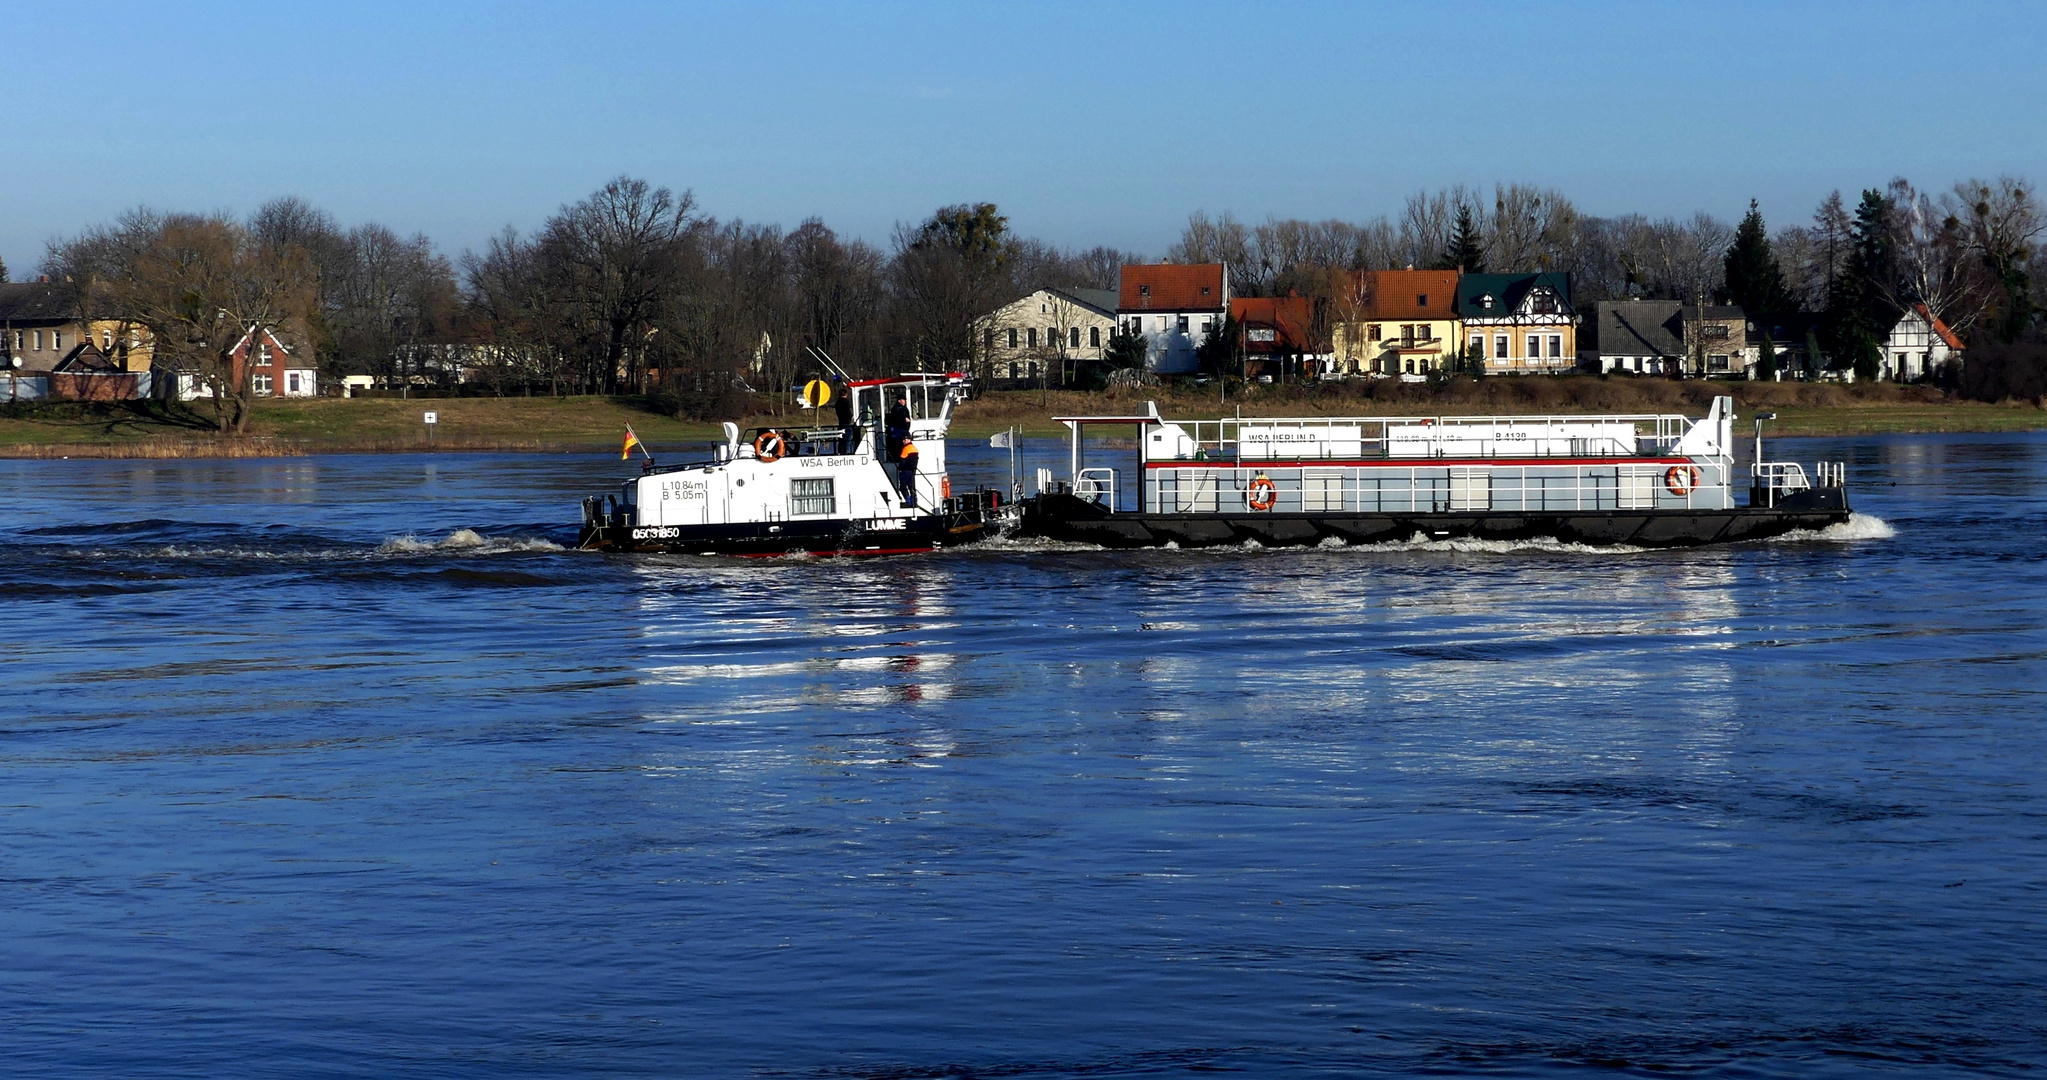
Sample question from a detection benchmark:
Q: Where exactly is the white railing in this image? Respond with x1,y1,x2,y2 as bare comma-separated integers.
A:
1076,468,1118,510
1160,413,1698,462
1752,462,1812,494
1144,461,1733,515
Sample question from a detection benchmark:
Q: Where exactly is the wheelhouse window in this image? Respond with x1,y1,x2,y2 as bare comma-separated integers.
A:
791,477,836,517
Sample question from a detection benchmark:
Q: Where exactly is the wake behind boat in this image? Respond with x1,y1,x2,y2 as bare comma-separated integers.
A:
577,372,1005,557
1015,395,1850,548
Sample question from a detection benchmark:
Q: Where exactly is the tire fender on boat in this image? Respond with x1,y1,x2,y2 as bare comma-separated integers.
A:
754,430,786,463
1248,474,1277,511
1665,464,1702,496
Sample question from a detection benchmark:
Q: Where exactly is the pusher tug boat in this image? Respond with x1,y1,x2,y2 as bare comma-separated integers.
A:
577,372,1005,557
1016,395,1850,548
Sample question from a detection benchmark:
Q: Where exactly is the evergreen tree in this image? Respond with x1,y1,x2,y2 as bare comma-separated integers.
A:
1821,188,1895,378
1439,205,1486,272
1722,199,1790,319
1104,323,1149,370
1756,333,1778,381
1196,312,1239,376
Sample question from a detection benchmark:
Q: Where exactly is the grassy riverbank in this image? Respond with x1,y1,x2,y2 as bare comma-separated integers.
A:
1,380,2042,457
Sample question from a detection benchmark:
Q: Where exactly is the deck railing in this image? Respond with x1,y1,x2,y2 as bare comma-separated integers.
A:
1143,460,1734,514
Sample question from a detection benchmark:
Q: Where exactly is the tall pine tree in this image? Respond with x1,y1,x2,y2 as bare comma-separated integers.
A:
1722,199,1789,319
1821,189,1895,379
1438,205,1486,272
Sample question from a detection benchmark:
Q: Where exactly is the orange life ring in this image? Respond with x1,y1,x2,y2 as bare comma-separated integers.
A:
1247,474,1277,511
753,430,786,463
941,475,952,500
1665,464,1702,496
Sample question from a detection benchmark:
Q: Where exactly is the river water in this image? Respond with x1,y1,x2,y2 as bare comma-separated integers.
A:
2,433,2044,1077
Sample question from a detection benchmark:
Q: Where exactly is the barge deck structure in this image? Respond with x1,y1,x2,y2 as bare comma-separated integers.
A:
1016,396,1849,548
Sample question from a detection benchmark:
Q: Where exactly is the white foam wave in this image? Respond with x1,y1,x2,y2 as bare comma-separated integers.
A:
1769,513,1894,543
376,529,565,555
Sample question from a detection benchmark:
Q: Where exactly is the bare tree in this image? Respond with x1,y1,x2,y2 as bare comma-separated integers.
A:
50,209,316,433
537,176,703,393
1487,183,1580,272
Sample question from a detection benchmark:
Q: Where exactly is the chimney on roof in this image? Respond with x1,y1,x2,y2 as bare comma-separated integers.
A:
39,275,48,283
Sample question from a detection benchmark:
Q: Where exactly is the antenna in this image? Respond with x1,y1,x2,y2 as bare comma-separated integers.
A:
803,345,853,384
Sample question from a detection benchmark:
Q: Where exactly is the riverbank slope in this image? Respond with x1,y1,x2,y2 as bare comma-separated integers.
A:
2,380,2040,457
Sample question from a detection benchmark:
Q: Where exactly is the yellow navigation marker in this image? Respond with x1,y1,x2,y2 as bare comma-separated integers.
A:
801,379,832,408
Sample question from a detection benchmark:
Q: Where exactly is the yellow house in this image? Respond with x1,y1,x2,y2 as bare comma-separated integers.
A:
1330,269,1464,377
1455,273,1579,375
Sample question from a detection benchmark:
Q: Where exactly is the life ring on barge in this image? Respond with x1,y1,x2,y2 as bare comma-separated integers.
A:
1664,464,1702,496
1247,475,1278,511
753,430,787,463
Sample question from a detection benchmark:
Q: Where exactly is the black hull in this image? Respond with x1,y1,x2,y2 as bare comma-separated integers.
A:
1017,491,1851,549
578,513,995,557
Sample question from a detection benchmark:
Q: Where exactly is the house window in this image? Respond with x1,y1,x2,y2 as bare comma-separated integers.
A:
253,372,274,394
1046,326,1057,348
11,330,19,349
33,330,43,350
53,331,62,351
257,343,273,366
1026,328,1037,348
1367,324,1381,342
1139,284,1151,297
790,477,836,516
1200,285,1211,296
1494,334,1508,359
1417,294,1428,308
1709,354,1730,372
1176,316,1189,333
1200,318,1213,335
1549,335,1562,358
1156,316,1168,331
1527,334,1540,359
1007,328,1018,348
1401,325,1415,347
1090,326,1101,348
287,371,302,394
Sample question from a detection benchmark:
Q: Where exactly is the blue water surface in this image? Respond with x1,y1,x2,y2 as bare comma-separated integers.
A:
2,433,2044,1077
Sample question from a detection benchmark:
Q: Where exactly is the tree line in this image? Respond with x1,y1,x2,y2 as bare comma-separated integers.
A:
24,173,2047,430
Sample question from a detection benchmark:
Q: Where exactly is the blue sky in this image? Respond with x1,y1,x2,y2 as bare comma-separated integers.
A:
5,1,2044,276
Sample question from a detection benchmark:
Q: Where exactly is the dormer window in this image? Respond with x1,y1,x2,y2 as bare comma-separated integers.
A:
1479,294,1495,311
1417,294,1428,308
1139,284,1150,297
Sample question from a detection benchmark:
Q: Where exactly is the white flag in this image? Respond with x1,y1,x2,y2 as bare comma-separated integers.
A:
989,430,1014,449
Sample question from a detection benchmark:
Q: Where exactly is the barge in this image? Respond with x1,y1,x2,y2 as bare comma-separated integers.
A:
1016,396,1849,548
577,372,1004,556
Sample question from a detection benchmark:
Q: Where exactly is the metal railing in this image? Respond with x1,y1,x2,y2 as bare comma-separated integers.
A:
1143,461,1733,514
1157,413,1699,463
1076,468,1118,510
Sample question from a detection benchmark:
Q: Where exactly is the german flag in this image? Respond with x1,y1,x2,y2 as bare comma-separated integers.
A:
622,426,644,461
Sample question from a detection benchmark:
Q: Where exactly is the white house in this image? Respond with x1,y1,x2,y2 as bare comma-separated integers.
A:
978,286,1118,383
1119,264,1229,374
1881,303,1963,382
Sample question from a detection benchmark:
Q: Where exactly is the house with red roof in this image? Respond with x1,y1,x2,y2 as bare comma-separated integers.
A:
1118,264,1229,374
1330,269,1464,377
1881,303,1963,382
1229,295,1315,381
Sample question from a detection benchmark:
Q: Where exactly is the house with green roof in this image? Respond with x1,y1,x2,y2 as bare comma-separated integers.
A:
1454,272,1580,376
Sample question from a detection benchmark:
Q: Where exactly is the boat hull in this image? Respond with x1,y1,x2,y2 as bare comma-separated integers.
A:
1017,491,1850,549
578,512,996,557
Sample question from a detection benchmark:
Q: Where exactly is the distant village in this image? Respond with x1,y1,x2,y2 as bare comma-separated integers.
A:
978,265,1962,389
0,176,2031,414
